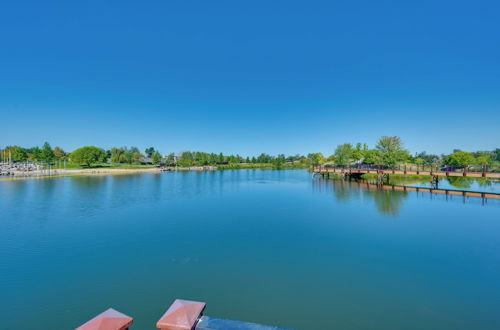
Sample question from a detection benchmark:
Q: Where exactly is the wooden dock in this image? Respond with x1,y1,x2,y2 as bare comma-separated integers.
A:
316,178,500,200
313,166,500,179
371,182,499,200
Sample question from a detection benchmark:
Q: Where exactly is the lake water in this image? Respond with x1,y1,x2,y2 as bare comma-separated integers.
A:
1,170,499,329
411,177,499,193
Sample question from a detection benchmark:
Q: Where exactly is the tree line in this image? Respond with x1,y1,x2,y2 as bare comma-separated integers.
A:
324,136,499,168
0,143,163,167
1,137,499,169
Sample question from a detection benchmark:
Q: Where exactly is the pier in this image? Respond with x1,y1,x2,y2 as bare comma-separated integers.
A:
313,165,500,190
341,179,500,200
313,164,500,179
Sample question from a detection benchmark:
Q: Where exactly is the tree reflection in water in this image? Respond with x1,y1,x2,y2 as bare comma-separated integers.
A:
313,178,408,216
313,174,498,217
332,180,361,203
367,188,407,216
446,177,475,189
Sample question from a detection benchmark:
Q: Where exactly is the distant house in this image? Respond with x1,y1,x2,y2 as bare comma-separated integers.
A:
141,157,167,166
164,155,179,165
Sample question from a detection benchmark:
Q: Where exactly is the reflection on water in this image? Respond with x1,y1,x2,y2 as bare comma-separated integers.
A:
314,179,408,216
444,176,497,190
370,188,407,216
447,177,475,189
313,178,499,217
388,175,499,193
355,173,499,193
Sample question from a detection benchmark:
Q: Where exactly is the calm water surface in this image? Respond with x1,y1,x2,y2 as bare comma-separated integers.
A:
411,177,499,193
1,170,499,329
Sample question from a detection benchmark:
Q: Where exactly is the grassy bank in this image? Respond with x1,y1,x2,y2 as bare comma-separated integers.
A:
361,173,432,185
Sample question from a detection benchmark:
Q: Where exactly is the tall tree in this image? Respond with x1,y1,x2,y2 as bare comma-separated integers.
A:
351,143,366,163
145,147,155,158
363,149,380,165
133,151,144,163
152,151,162,165
53,146,67,160
40,142,54,163
444,151,474,168
475,154,492,166
110,147,124,163
217,152,225,164
307,153,325,166
6,146,28,162
28,147,42,161
376,136,408,168
334,143,353,165
70,146,106,167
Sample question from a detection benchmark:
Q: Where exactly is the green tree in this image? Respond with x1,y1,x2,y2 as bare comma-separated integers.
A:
307,153,325,166
111,147,140,164
217,152,225,164
28,147,42,161
376,136,408,168
145,147,155,158
110,147,126,163
475,154,492,166
53,146,67,160
334,143,353,165
70,146,106,167
272,154,286,167
133,151,144,164
414,151,440,166
40,142,54,163
444,151,474,168
414,158,425,168
351,143,367,163
122,150,133,164
363,149,380,165
178,151,194,167
128,147,141,164
152,151,162,165
6,146,28,162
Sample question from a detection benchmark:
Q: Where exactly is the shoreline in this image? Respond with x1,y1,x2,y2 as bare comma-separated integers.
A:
0,166,310,181
0,167,162,181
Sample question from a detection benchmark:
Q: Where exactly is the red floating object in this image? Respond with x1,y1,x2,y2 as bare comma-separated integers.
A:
76,308,133,330
156,299,206,330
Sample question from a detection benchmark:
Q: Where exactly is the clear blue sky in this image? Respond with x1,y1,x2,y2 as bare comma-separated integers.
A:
1,0,499,156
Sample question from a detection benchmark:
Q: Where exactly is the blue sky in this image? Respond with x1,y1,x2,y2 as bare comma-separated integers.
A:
1,0,499,156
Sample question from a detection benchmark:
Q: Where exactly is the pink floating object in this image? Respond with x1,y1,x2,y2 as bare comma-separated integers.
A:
156,299,206,330
76,308,133,330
